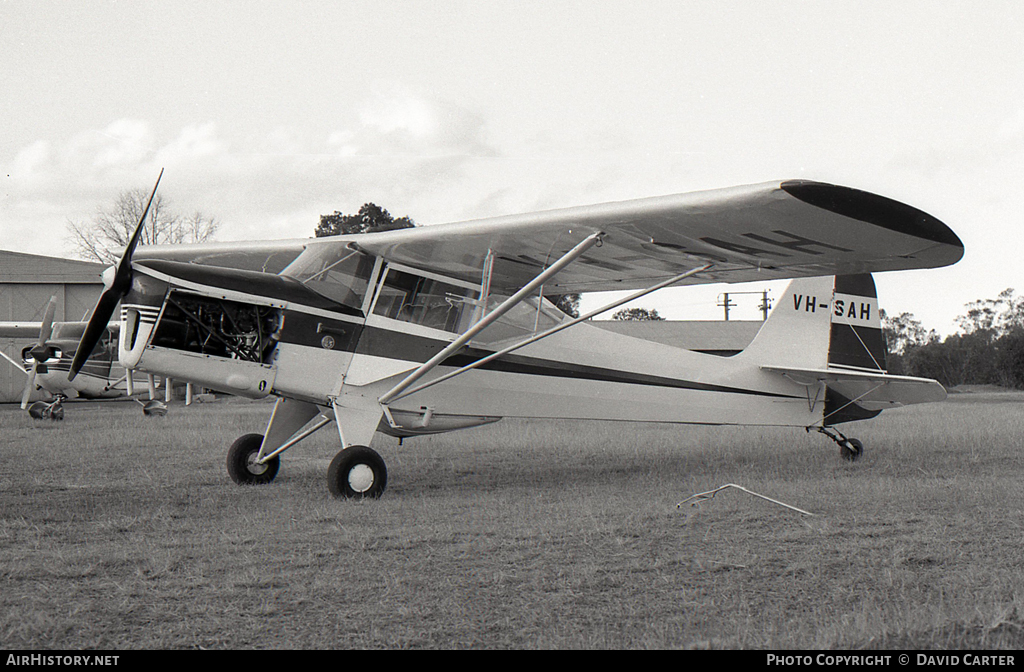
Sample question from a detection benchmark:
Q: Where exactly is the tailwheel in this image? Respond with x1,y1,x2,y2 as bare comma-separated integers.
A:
811,426,864,462
226,433,280,485
840,438,864,462
328,445,387,499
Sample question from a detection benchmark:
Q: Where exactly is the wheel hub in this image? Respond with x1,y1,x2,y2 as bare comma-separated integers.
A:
348,464,375,492
246,453,269,475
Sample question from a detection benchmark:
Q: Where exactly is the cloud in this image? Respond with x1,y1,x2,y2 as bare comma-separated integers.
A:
8,140,51,185
154,122,230,166
330,85,496,159
1,87,706,261
0,90,508,257
91,119,155,169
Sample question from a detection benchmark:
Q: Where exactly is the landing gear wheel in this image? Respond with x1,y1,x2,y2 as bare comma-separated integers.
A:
28,399,64,420
226,433,280,485
840,438,864,462
328,445,387,499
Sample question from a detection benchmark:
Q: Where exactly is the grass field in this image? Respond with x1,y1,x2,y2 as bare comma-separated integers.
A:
2,391,1024,649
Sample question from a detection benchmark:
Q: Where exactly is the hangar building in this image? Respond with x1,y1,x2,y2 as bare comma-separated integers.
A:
1,251,106,403
592,319,762,356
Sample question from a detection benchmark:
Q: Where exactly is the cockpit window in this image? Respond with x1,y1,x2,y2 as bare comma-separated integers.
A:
281,246,376,310
373,268,477,333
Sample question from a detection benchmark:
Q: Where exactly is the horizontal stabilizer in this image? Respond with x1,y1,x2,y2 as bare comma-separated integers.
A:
761,364,947,409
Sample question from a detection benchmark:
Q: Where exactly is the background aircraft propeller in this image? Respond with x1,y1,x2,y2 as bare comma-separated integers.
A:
69,169,163,382
20,295,57,409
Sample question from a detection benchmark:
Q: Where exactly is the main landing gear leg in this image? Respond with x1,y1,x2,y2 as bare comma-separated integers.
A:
810,426,864,462
328,398,387,499
222,396,389,499
226,398,322,487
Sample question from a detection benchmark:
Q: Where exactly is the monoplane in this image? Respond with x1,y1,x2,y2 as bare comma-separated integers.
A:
1,296,171,418
67,174,963,498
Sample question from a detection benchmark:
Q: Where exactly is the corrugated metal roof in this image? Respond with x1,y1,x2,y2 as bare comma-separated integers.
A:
0,251,106,283
592,320,763,354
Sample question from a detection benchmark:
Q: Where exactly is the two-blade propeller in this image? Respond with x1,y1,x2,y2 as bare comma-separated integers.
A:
69,169,163,382
20,296,58,409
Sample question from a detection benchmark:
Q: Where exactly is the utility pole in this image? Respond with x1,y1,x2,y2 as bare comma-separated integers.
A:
717,293,736,321
718,290,772,321
759,290,772,321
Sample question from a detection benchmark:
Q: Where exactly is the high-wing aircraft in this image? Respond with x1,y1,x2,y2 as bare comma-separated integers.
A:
0,299,171,418
67,175,963,498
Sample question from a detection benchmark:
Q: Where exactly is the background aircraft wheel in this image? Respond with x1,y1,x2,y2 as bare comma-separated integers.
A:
142,400,168,417
840,438,864,462
328,445,387,499
226,433,279,485
28,401,63,420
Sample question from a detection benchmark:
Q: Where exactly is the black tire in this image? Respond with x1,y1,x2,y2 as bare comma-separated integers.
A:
226,433,280,485
327,445,387,499
840,438,864,462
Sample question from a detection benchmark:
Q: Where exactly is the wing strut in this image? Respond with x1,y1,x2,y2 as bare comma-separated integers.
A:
377,232,604,405
383,263,715,404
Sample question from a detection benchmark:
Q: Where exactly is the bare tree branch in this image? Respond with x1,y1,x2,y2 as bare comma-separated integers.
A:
66,189,219,263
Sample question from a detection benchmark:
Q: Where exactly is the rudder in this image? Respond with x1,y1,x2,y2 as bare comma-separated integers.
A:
828,274,887,372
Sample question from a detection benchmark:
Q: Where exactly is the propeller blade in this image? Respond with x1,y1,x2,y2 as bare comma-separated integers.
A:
68,287,121,380
21,360,39,410
115,167,163,285
27,296,58,362
69,169,163,381
37,296,57,346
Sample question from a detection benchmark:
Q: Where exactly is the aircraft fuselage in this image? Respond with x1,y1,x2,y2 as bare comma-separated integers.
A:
118,251,832,440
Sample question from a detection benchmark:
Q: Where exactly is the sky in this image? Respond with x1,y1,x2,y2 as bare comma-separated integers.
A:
2,0,1022,334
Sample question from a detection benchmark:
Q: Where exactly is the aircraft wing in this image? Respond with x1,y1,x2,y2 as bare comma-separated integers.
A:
0,323,48,339
342,180,963,293
134,239,307,273
761,364,947,409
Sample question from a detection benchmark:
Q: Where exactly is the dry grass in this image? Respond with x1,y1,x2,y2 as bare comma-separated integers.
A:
1,392,1023,649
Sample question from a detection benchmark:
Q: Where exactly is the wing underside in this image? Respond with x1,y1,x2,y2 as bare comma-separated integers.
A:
133,179,962,295
340,180,963,293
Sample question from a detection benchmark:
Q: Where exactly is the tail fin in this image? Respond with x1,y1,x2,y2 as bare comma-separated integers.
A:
828,274,887,372
739,273,887,372
744,273,942,424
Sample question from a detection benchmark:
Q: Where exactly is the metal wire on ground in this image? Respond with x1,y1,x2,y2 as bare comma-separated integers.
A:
676,483,816,517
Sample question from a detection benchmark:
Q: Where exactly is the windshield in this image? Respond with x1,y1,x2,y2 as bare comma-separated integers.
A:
281,245,376,310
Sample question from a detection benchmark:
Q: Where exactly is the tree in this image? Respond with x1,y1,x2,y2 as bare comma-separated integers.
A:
315,203,415,237
995,329,1024,388
612,307,664,321
892,289,1024,388
550,294,580,318
880,310,935,356
67,188,219,264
